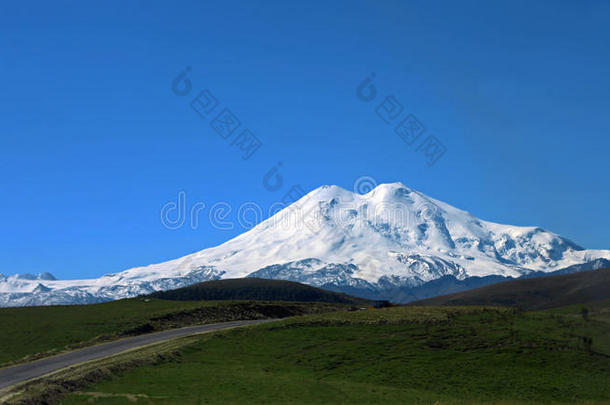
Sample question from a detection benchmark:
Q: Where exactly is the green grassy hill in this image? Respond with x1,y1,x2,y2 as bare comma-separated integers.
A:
48,302,610,405
5,274,610,404
0,279,371,367
411,268,610,310
148,278,372,305
0,298,351,367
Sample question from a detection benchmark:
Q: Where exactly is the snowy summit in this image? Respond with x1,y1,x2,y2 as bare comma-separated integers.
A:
1,183,609,306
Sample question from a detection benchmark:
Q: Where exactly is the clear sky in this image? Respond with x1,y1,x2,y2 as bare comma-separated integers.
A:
1,0,609,280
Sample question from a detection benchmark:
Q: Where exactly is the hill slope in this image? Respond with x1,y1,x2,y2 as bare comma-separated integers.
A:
42,305,610,405
149,278,372,305
0,298,352,367
411,268,610,310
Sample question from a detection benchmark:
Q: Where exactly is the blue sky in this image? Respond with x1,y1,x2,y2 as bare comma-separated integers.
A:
1,0,609,280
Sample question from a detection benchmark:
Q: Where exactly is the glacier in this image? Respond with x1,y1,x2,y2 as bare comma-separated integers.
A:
2,182,609,306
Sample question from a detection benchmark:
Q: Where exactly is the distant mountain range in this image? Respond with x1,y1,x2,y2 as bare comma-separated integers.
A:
1,182,609,306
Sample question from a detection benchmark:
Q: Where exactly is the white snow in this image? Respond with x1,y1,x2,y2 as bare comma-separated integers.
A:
1,182,608,306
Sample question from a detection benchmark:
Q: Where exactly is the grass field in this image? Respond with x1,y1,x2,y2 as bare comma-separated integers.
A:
55,302,610,405
0,298,350,366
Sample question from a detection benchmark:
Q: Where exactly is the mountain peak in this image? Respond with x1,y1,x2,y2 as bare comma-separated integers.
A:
313,184,352,194
304,184,355,204
365,182,414,201
2,182,609,307
308,182,416,202
373,181,409,190
10,272,57,281
32,283,52,293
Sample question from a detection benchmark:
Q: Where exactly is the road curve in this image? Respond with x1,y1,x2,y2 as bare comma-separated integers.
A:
0,319,273,390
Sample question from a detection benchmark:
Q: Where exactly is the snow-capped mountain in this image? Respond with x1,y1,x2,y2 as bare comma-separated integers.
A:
2,182,609,306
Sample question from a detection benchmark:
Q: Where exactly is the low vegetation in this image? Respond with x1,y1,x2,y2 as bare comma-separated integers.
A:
0,298,351,367
3,275,608,404
0,279,371,367
5,301,604,404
